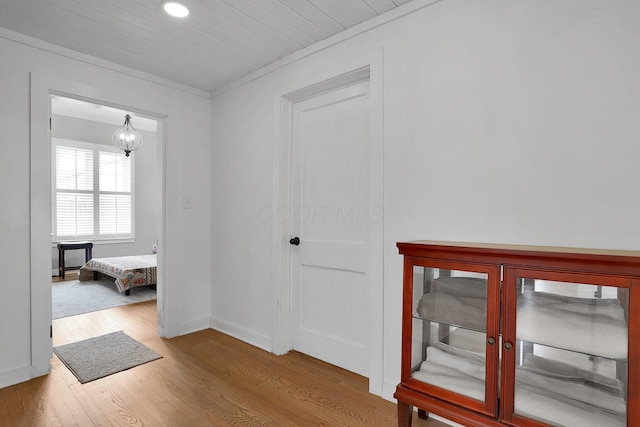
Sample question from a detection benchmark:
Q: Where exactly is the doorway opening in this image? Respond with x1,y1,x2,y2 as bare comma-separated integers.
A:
50,95,161,320
29,76,168,378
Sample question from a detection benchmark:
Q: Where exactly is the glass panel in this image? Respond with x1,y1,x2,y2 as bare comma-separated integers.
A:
411,266,488,402
514,278,628,427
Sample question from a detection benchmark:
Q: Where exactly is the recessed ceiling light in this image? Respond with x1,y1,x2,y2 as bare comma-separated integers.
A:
161,1,189,18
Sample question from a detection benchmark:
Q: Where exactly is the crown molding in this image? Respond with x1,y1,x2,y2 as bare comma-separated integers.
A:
0,27,210,99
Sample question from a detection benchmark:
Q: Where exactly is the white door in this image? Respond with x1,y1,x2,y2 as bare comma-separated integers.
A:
290,80,370,377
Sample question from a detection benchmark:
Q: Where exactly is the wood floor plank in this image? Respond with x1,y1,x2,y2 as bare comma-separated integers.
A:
67,382,115,426
93,375,168,427
0,300,446,427
141,351,276,426
126,367,211,427
50,377,94,427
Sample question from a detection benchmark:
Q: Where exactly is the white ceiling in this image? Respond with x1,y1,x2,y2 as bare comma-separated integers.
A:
51,95,159,131
0,0,414,93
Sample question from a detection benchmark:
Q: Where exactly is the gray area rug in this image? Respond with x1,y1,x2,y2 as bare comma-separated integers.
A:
53,278,156,319
54,331,162,384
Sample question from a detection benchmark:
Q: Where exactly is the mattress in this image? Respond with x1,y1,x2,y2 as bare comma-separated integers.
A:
79,254,157,292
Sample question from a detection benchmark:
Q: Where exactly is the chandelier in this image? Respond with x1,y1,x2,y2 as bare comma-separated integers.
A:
112,114,143,157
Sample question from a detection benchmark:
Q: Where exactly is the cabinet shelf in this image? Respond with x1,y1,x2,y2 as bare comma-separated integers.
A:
411,314,487,334
515,338,629,363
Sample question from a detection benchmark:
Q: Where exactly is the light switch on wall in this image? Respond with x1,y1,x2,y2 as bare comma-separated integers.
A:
183,196,192,209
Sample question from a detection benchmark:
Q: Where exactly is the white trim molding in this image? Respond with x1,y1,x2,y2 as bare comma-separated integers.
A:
270,53,385,396
29,73,171,387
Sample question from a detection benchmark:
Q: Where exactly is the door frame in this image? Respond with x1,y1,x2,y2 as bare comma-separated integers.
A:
271,62,384,394
30,73,169,378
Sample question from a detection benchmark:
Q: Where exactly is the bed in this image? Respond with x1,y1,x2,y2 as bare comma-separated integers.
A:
79,254,157,294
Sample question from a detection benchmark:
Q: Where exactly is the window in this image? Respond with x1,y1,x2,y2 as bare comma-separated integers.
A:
52,138,134,241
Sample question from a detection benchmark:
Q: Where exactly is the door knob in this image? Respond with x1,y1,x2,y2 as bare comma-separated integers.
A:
289,237,300,246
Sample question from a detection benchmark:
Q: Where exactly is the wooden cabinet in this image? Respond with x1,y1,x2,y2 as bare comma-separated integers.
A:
395,241,640,427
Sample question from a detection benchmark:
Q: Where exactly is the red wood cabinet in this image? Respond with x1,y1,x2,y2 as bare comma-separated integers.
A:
395,241,640,427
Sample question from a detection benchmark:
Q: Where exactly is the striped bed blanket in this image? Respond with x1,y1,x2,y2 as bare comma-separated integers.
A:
79,254,157,293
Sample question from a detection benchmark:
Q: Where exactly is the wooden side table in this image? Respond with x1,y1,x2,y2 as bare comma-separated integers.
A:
57,241,93,279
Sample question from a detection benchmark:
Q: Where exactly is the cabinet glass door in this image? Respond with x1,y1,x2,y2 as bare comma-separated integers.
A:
504,270,628,427
408,260,500,416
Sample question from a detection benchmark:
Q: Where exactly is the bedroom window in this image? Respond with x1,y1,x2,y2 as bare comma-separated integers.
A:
52,138,134,242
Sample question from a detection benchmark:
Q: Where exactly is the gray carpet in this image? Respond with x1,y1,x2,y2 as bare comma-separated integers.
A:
53,278,156,319
54,331,162,383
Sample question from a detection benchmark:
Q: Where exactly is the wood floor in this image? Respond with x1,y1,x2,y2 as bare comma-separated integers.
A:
0,300,447,427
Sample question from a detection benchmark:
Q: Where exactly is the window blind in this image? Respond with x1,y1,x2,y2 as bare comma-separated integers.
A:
53,141,134,241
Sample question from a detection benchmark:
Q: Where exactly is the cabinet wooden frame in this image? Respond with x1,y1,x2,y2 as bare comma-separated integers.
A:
400,256,501,417
501,267,633,426
395,240,640,427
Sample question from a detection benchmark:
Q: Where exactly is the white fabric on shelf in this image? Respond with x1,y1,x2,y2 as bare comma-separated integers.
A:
515,383,625,427
412,361,485,402
426,342,485,381
517,353,626,414
416,292,486,331
517,290,628,359
413,343,627,426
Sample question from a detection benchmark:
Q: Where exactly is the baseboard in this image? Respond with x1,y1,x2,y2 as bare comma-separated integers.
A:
178,317,211,336
382,380,397,402
209,317,271,352
0,365,35,389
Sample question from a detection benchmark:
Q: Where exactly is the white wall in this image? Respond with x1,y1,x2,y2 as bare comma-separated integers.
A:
50,115,160,271
0,29,212,388
210,0,640,401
